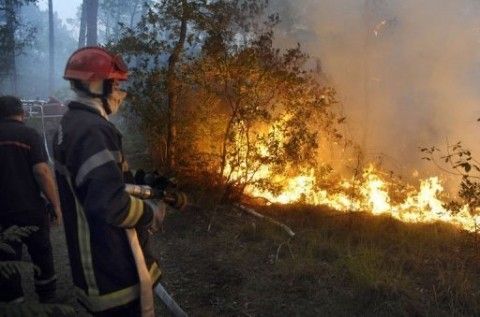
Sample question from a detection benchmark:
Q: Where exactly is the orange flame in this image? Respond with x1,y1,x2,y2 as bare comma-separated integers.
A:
224,117,480,233
245,166,480,232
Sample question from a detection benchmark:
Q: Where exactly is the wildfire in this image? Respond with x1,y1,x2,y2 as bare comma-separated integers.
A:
223,115,480,233
244,166,480,233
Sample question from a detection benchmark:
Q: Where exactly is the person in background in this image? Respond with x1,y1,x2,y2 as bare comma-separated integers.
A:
0,95,62,304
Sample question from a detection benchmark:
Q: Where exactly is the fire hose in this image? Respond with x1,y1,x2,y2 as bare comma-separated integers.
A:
125,184,188,210
125,183,188,317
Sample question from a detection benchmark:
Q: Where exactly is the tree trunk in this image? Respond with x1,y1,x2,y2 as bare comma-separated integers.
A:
78,1,87,48
129,0,141,28
5,0,17,94
48,0,55,95
166,0,188,171
113,6,121,41
220,107,237,180
85,0,99,46
105,13,110,42
140,0,149,17
10,56,17,95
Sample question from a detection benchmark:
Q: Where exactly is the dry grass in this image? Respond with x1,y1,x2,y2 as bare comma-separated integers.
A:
19,203,480,316
155,204,480,316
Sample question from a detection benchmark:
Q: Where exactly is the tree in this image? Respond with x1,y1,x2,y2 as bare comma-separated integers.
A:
3,0,17,93
114,1,343,201
48,0,54,94
78,0,86,47
184,32,340,198
115,0,269,172
98,0,150,43
15,3,77,98
164,0,188,172
0,0,37,94
85,0,98,46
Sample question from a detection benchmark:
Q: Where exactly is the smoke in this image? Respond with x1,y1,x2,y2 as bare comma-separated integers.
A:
270,0,480,186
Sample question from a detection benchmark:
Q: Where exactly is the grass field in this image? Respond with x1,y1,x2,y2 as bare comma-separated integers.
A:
155,204,480,316
18,203,480,316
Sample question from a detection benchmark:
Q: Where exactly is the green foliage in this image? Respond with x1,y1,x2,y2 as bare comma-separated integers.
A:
0,225,38,280
113,0,270,166
0,0,38,79
420,142,480,176
458,177,480,210
0,2,77,97
99,0,153,42
15,3,78,98
0,225,37,243
0,261,39,279
186,31,341,197
0,225,75,316
421,138,480,213
113,0,343,199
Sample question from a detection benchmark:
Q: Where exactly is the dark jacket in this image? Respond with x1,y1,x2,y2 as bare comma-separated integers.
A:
0,118,47,215
53,101,160,313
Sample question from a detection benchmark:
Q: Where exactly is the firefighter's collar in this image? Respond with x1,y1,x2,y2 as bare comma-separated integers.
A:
67,101,107,120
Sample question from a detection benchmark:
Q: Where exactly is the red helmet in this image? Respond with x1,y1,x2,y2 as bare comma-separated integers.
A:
64,46,128,82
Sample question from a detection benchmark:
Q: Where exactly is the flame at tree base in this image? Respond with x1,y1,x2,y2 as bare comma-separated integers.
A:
245,166,480,233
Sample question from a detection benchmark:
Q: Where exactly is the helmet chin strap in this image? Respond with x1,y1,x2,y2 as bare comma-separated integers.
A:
101,80,114,115
100,97,113,115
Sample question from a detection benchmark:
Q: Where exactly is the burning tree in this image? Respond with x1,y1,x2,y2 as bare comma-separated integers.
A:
113,0,342,200
109,0,480,235
183,31,341,199
114,0,271,171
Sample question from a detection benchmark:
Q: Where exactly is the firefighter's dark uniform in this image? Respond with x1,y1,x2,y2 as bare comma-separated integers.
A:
53,102,161,315
0,118,56,302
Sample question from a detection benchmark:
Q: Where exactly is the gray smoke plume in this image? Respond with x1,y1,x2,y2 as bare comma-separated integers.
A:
270,0,480,188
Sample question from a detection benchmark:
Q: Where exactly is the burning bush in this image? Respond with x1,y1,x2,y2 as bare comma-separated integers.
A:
113,0,344,201
181,32,341,199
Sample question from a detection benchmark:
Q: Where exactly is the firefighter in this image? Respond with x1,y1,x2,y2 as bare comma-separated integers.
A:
54,47,164,316
0,95,62,303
